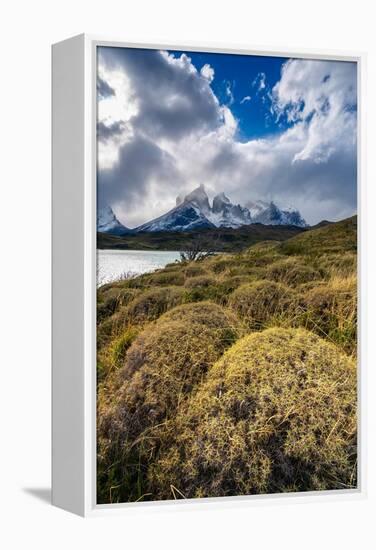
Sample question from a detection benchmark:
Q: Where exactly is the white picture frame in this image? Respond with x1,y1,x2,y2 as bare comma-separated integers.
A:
52,34,366,517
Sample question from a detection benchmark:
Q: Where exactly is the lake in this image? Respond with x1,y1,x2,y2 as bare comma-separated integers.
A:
97,249,181,286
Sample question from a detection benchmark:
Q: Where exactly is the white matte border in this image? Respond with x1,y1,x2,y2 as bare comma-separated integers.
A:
83,34,366,516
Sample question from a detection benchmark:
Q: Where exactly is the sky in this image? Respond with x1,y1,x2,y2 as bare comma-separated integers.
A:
97,46,357,227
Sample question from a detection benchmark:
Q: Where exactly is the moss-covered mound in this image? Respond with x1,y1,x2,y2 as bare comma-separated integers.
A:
97,302,241,504
229,280,295,328
149,328,357,499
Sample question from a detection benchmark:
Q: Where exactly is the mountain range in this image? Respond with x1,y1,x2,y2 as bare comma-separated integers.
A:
97,185,308,235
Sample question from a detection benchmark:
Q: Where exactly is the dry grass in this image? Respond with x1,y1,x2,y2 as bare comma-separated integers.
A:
265,257,323,287
229,280,296,329
97,302,241,504
149,328,357,499
96,216,358,503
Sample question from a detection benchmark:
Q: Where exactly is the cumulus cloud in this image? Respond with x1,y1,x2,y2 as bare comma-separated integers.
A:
200,63,215,82
97,49,357,227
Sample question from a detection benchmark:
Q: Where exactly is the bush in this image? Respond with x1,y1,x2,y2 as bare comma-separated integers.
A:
149,328,357,499
265,257,322,287
229,280,295,329
183,264,207,277
184,275,217,289
97,287,140,322
146,270,185,286
299,275,357,355
97,302,241,504
320,253,357,278
209,257,237,274
127,286,185,323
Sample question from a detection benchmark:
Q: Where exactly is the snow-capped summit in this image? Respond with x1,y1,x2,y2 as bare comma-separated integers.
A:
97,205,130,235
247,200,307,227
210,192,252,228
183,184,211,214
212,192,231,213
131,186,308,233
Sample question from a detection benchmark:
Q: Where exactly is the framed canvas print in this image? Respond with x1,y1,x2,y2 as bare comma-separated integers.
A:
52,34,365,516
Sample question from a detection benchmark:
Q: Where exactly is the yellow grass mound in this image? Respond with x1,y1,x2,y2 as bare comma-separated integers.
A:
97,302,241,504
265,257,322,287
229,280,294,328
149,328,357,499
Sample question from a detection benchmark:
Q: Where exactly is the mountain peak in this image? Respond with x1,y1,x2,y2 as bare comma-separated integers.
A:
97,205,130,235
130,186,308,234
183,184,210,213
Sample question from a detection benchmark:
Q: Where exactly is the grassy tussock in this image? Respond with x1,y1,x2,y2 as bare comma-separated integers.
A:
265,257,323,287
149,328,357,499
299,275,357,355
183,264,208,277
97,302,241,504
184,275,217,288
229,280,295,329
97,216,358,503
145,270,185,286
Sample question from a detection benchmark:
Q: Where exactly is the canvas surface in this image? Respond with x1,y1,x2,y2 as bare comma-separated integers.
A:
95,45,357,505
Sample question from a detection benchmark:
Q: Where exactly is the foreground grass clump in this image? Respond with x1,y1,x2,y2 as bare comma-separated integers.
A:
229,280,294,329
300,275,357,355
145,270,185,286
149,328,357,499
97,302,241,504
265,257,322,287
97,287,140,322
97,286,185,350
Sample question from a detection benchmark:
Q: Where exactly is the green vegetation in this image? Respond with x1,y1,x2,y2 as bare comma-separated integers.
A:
97,222,308,253
97,216,357,503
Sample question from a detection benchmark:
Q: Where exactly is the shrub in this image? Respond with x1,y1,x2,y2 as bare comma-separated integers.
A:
209,257,237,274
146,270,185,286
127,286,185,323
184,264,207,277
97,288,140,322
97,302,241,504
149,328,357,499
184,275,217,289
320,253,357,278
299,275,357,355
229,280,295,329
265,257,322,287
97,286,185,350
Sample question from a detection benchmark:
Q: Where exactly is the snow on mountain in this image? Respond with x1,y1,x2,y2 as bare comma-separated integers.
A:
183,184,211,214
97,205,130,235
135,202,215,232
247,200,307,227
133,185,308,233
209,192,252,228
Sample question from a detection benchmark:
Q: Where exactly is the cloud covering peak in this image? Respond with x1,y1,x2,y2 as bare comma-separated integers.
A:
97,47,357,228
